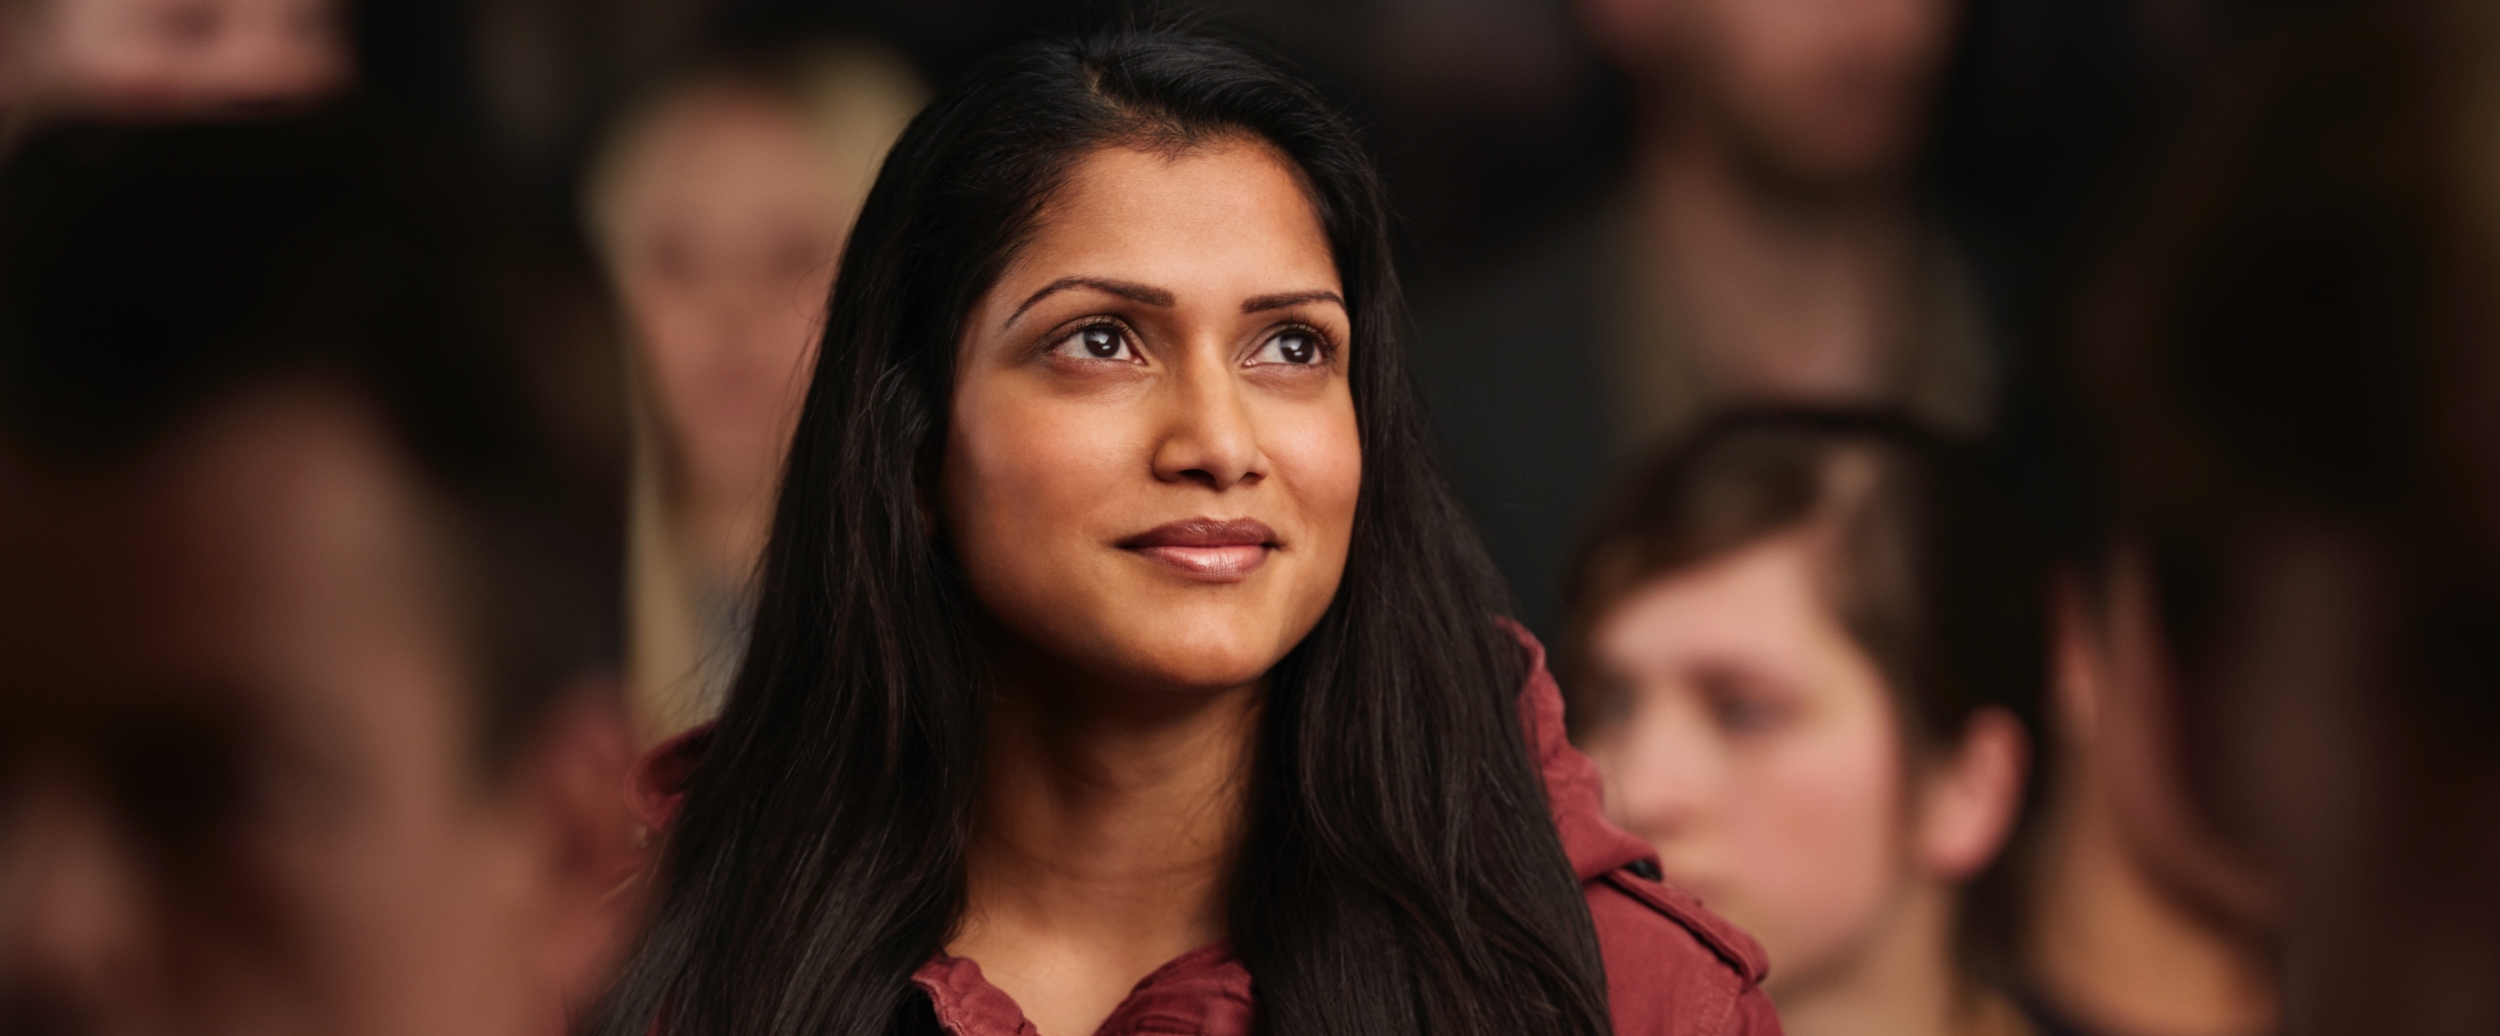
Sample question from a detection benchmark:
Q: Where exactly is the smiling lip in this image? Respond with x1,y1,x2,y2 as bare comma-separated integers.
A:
1118,518,1279,580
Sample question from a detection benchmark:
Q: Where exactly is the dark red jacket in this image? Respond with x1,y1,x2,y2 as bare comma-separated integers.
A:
630,629,1780,1036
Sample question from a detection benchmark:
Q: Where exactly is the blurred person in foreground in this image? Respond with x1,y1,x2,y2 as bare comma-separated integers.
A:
1565,412,2045,1036
2036,2,2500,1034
584,41,923,746
1418,0,1987,638
0,0,347,127
0,116,634,1035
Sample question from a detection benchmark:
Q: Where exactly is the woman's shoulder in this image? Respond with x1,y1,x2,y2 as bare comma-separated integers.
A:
1504,620,1780,1036
629,627,1782,1034
1581,869,1780,1036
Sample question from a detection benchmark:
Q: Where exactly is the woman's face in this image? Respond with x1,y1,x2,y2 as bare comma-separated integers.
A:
1577,532,1911,994
943,141,1361,695
606,86,857,507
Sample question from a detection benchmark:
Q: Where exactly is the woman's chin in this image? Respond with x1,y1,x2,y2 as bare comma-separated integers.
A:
1051,601,1311,690
1125,652,1278,695
1081,631,1290,695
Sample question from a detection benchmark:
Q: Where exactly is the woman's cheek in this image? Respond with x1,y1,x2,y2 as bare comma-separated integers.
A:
1264,389,1362,538
985,393,1132,500
1733,722,1909,984
944,378,1127,604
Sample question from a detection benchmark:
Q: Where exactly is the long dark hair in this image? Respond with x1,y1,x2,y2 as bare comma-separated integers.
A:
597,30,1615,1036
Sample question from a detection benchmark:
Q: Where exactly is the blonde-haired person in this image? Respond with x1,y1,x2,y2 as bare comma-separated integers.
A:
585,41,924,745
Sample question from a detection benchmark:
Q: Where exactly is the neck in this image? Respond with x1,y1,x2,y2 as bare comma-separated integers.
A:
1775,876,2021,1036
951,655,1259,1036
2025,760,2278,1036
1633,106,1913,402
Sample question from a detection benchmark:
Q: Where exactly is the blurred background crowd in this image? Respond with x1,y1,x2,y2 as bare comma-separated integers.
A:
2,0,2497,1035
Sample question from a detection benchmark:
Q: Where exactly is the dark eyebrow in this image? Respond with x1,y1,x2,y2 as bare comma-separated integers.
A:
1243,290,1345,314
1005,277,1176,327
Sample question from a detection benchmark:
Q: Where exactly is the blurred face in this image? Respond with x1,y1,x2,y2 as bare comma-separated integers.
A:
604,86,860,507
1578,533,1913,994
943,140,1361,695
10,0,347,115
0,392,622,1036
1583,0,1958,182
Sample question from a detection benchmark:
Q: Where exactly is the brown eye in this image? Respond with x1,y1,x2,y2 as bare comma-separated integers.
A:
1697,669,1791,736
1253,329,1323,366
1050,323,1136,362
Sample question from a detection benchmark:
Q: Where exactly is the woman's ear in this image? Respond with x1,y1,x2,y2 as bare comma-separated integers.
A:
1915,706,2029,880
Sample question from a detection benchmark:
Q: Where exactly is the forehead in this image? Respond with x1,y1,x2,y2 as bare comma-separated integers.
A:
1010,140,1337,288
606,88,832,223
0,391,457,724
1596,533,1847,667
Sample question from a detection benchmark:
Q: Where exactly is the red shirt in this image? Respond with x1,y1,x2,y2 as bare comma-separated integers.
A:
631,628,1780,1036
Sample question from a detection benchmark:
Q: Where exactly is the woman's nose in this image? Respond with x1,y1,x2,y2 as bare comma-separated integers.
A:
1150,355,1266,491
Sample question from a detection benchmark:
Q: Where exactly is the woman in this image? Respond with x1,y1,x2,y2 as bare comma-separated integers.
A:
586,41,924,743
1564,413,2045,1036
600,30,1777,1036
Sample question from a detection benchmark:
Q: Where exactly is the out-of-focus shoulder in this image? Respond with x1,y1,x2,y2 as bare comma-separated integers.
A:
1500,618,1782,1034
1584,869,1782,1036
